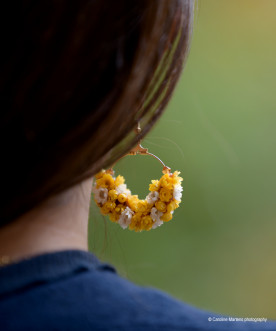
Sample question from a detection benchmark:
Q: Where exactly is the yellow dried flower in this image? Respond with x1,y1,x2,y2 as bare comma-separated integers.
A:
96,174,115,190
159,188,173,202
100,203,110,215
137,200,151,214
108,201,116,211
141,215,153,231
161,212,173,222
115,175,125,187
118,193,127,203
159,174,173,190
149,180,160,192
155,200,167,213
137,200,146,212
129,212,142,231
102,201,116,213
127,195,139,212
115,204,125,214
167,200,179,213
108,189,118,201
109,211,120,222
171,171,183,185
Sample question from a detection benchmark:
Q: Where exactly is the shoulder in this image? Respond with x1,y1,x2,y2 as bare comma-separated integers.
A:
1,250,275,331
48,264,276,331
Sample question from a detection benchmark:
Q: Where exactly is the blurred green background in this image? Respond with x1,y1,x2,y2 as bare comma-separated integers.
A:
89,0,276,319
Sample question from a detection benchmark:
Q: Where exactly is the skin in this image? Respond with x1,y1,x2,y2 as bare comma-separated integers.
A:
0,177,93,262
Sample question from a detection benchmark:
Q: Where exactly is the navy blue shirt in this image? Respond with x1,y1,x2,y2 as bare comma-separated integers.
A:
0,250,275,330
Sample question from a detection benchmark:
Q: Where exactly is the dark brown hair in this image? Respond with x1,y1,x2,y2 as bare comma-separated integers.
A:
0,0,194,226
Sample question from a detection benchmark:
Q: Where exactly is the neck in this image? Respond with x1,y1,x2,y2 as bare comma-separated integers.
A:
0,178,93,262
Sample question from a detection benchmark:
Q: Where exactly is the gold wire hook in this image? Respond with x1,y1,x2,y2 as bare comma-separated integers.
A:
125,123,171,174
108,123,171,175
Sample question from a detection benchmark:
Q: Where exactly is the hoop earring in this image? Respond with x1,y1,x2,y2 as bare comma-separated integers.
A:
92,125,183,232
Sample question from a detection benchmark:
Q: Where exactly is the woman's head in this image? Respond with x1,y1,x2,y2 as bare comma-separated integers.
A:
0,0,194,226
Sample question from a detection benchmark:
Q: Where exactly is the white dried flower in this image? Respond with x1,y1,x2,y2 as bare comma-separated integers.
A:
146,191,159,204
173,185,183,201
152,219,164,229
150,207,164,229
150,207,163,222
115,184,131,196
93,186,108,205
118,207,134,229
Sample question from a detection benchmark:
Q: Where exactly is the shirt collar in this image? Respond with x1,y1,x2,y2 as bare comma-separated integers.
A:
0,250,108,297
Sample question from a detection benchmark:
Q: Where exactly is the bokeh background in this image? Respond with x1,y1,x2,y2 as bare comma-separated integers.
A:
89,0,276,319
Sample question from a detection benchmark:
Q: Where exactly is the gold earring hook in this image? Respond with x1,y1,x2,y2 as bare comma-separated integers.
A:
125,123,171,174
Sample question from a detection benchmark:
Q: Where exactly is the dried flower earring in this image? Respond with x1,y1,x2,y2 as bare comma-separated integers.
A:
92,125,183,232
